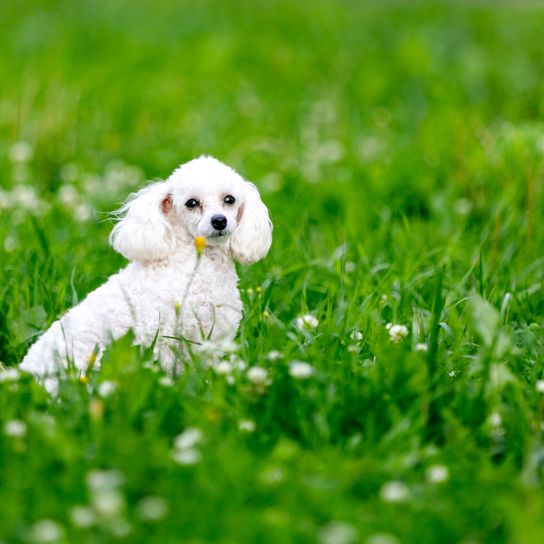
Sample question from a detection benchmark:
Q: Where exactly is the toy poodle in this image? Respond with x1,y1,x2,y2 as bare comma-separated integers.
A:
20,156,273,392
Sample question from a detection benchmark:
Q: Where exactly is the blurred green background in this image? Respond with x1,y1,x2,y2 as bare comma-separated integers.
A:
1,1,544,543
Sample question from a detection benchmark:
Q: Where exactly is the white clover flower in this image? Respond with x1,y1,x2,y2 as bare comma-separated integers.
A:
267,350,283,361
0,188,12,209
98,381,117,397
58,184,80,206
233,357,247,371
158,376,174,387
380,480,409,502
199,340,218,355
536,380,544,393
12,185,41,212
9,141,33,163
30,519,64,543
219,340,238,353
109,520,132,538
345,261,356,273
415,343,428,352
214,361,233,375
289,361,314,380
4,236,17,252
0,367,21,382
74,203,94,222
453,198,473,216
448,370,458,378
426,464,449,484
360,136,384,161
318,140,345,163
4,419,26,438
366,534,400,544
91,489,125,518
262,172,282,192
104,160,142,191
70,506,96,528
488,412,502,427
259,466,284,484
172,448,201,465
333,243,348,260
136,496,169,521
174,428,202,450
172,427,203,465
82,173,102,194
247,366,269,385
86,469,123,491
318,521,358,544
350,330,363,341
386,323,408,343
238,419,256,432
296,314,319,330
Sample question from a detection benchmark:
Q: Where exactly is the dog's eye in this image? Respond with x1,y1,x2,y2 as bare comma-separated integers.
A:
185,199,199,209
224,195,235,205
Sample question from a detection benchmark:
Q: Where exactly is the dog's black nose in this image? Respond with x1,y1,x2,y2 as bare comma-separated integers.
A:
211,214,227,231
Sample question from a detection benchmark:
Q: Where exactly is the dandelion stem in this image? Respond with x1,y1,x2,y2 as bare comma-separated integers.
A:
175,238,207,345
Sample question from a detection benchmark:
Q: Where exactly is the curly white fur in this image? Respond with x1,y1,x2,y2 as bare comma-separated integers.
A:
20,156,272,392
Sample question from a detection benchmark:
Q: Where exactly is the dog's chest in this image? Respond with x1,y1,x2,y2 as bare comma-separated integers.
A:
125,257,239,308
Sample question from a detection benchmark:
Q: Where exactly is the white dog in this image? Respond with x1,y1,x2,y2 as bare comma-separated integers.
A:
20,156,272,392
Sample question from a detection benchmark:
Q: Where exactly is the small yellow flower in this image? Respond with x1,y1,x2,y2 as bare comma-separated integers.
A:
204,407,221,422
79,375,89,385
88,399,104,422
194,236,206,254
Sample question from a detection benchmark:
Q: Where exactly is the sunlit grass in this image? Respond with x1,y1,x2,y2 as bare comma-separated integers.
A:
1,1,544,543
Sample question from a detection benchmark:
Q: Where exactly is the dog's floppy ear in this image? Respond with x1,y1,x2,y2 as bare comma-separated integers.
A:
109,181,174,262
230,181,272,264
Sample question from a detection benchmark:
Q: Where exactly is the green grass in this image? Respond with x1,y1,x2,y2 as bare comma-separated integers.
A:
1,1,544,542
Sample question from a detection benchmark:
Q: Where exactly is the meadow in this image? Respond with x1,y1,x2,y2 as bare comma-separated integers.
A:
1,1,544,542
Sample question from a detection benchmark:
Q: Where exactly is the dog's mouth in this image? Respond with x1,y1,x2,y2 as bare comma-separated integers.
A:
209,232,228,238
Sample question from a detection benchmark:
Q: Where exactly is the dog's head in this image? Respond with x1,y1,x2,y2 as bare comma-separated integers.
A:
109,156,272,264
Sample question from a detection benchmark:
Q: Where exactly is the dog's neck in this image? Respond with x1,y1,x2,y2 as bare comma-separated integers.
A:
135,238,233,269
